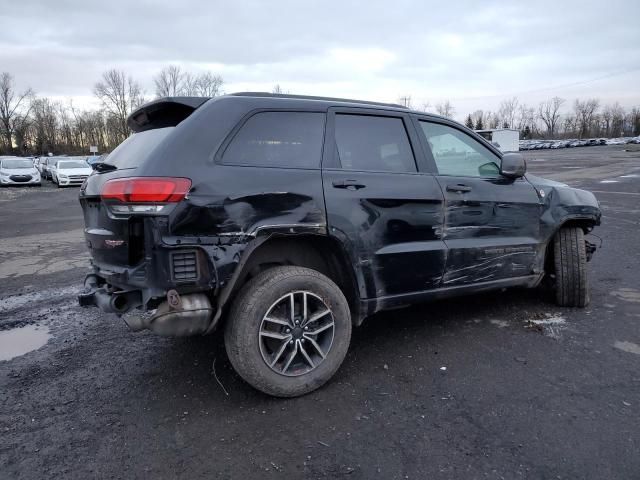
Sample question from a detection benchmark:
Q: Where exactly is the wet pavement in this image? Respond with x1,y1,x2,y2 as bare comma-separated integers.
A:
1,145,639,479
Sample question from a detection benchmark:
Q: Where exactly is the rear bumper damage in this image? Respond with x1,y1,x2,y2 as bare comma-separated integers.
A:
78,275,217,336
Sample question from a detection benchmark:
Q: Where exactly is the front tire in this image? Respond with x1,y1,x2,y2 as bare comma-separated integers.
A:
553,226,589,307
224,266,352,397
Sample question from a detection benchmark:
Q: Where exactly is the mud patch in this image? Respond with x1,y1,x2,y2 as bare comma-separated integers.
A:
610,288,640,303
613,341,640,356
0,324,51,361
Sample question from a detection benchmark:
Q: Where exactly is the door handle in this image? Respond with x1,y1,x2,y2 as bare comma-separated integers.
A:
332,180,366,190
446,184,472,193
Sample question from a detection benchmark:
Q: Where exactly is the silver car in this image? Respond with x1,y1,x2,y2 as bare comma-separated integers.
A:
0,157,42,186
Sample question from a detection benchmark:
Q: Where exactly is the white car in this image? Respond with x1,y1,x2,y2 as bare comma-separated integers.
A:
51,159,92,187
0,157,41,186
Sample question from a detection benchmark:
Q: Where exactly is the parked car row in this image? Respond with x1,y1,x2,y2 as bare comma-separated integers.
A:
520,136,640,150
0,154,98,187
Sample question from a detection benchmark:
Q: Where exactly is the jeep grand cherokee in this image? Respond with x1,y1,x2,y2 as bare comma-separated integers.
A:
78,93,600,397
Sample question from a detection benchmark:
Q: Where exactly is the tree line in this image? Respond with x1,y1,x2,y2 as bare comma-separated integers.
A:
399,95,640,140
2,68,639,156
0,66,225,156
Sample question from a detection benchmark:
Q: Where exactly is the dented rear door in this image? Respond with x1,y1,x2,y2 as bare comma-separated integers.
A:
322,108,447,298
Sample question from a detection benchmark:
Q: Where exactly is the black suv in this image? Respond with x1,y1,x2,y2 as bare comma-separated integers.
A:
78,93,600,397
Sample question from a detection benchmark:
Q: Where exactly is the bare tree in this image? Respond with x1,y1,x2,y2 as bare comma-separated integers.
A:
471,110,484,130
538,97,565,138
0,72,34,153
600,104,613,137
398,95,412,108
195,72,224,97
94,69,143,143
272,84,285,94
486,111,500,129
574,98,600,138
498,97,519,128
609,102,625,137
626,107,639,136
154,65,184,97
435,100,455,118
178,71,224,97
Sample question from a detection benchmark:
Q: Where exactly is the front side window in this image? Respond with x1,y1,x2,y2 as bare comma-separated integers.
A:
334,114,417,173
222,112,325,168
420,121,500,177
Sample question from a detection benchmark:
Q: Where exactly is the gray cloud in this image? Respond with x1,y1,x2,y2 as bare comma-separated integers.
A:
1,0,639,117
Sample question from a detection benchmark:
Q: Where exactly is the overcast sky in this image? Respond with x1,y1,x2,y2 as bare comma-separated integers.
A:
1,0,639,119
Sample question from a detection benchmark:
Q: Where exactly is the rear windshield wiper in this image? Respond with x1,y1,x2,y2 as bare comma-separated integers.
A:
92,162,118,172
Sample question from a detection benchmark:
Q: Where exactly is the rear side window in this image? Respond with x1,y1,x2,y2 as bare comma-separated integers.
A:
334,114,416,173
222,112,325,168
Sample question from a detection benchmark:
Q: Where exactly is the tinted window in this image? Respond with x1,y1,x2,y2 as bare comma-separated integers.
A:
105,127,173,169
334,114,416,173
420,121,500,177
222,112,325,168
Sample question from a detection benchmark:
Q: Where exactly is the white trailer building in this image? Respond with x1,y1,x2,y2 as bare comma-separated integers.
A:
475,129,519,152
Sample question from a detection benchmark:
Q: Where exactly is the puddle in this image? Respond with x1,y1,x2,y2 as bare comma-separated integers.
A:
599,180,620,184
0,324,51,361
619,174,640,178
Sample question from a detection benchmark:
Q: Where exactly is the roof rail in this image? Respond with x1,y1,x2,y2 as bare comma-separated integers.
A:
230,92,408,109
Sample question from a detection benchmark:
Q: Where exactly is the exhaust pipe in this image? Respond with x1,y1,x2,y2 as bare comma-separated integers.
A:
93,289,141,314
122,292,214,336
79,275,142,315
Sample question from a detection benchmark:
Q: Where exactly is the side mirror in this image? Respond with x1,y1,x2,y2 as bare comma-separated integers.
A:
500,153,526,178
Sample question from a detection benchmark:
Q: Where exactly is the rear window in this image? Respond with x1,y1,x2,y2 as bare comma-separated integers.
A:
222,112,325,168
105,127,173,169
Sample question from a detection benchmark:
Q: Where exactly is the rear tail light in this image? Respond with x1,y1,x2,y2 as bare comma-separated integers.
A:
101,177,191,213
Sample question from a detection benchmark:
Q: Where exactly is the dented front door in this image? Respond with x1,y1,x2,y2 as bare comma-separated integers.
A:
417,120,542,286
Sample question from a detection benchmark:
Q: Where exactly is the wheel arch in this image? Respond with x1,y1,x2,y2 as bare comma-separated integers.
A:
543,216,598,274
216,234,363,327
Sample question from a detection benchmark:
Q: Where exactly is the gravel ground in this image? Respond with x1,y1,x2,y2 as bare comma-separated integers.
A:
1,145,639,479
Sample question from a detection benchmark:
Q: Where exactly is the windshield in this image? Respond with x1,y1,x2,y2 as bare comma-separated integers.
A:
2,159,33,169
59,160,89,169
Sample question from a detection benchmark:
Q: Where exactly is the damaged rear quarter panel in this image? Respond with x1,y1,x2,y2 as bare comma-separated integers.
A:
163,165,327,289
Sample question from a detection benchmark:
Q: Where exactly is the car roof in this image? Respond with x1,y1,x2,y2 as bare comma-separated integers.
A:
226,92,451,121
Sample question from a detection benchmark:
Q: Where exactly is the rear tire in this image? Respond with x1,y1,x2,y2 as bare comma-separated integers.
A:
553,227,589,307
224,266,351,397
